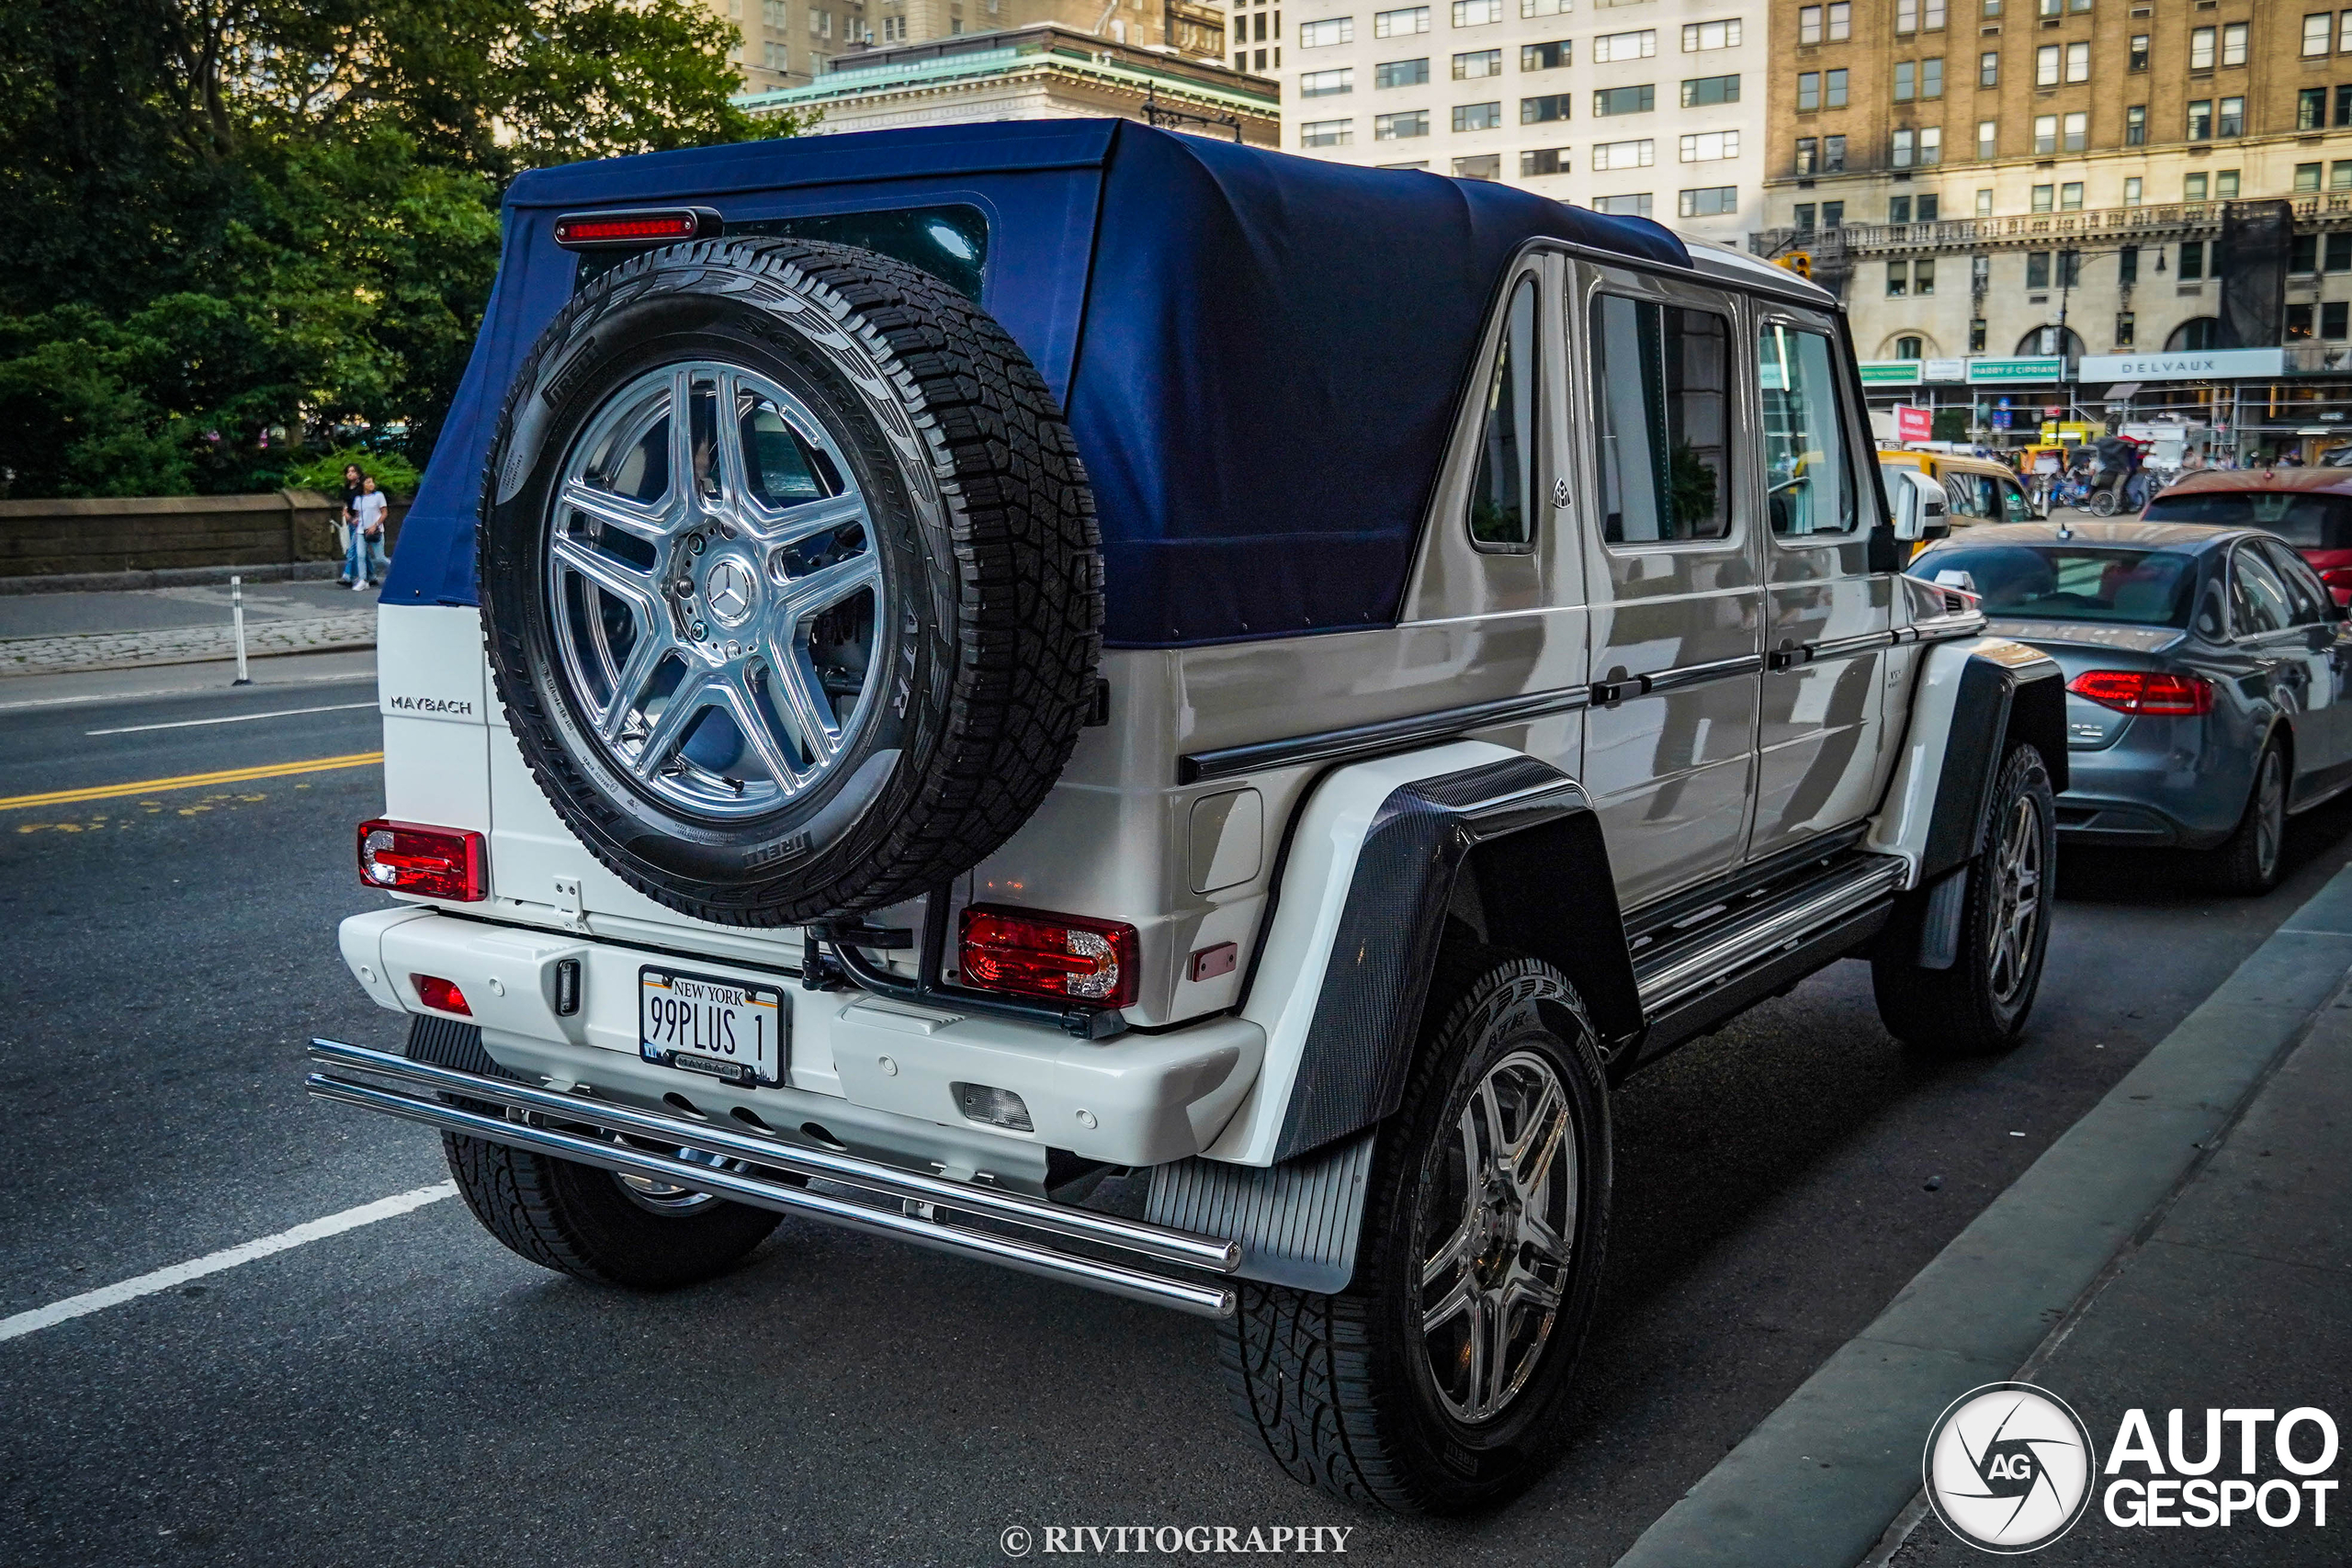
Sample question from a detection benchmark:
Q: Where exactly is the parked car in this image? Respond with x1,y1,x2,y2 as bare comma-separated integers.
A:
1880,448,2040,528
313,121,2068,1514
2146,468,2352,604
1909,521,2352,892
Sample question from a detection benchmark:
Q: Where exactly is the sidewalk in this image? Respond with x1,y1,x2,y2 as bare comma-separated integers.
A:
0,581,377,677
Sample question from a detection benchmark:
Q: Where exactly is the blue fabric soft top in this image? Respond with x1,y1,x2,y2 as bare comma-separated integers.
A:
385,119,1690,647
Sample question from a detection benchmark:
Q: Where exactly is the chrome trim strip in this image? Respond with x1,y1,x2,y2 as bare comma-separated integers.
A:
1177,684,1591,784
306,1039,1242,1297
1634,855,1907,1016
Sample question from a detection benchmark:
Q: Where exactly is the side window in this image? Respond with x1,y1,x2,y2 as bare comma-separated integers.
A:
2230,545,2295,637
2260,538,2331,626
1468,276,1540,551
1756,323,1859,537
1589,293,1734,544
2000,477,2036,521
1941,476,1977,518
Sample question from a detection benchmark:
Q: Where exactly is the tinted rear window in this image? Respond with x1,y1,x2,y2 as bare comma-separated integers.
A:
575,203,989,299
1908,544,2200,627
2144,490,2352,549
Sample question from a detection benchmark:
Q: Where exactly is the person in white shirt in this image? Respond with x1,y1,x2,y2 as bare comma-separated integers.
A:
347,476,390,589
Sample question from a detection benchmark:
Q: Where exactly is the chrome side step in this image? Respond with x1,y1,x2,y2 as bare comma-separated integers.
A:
1634,853,1908,1017
305,1039,1240,1318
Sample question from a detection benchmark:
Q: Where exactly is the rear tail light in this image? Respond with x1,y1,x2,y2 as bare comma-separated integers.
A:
2320,566,2352,604
551,207,719,248
411,975,471,1016
958,906,1140,1009
358,819,486,901
2066,669,2214,716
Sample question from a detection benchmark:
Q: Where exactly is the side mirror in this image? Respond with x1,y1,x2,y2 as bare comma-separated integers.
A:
1921,493,1950,541
1889,471,1945,542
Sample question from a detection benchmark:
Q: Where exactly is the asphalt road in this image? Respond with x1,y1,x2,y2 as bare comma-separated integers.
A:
5,674,2350,1567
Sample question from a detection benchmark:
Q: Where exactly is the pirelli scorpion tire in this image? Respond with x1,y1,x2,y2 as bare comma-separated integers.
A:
1220,949,1612,1515
480,239,1103,925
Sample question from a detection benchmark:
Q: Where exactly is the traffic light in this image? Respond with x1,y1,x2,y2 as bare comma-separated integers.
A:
1778,252,1814,280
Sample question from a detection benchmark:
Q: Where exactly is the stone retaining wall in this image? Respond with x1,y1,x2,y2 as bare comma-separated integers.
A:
0,491,410,579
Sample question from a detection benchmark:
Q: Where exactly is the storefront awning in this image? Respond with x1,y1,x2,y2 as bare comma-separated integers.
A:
2102,383,2141,401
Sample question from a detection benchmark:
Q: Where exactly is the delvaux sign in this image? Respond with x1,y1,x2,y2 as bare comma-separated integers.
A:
2077,348,2287,382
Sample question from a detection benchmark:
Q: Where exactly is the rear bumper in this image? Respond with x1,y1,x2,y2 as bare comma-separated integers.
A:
337,908,1264,1176
305,1038,1238,1317
2057,719,2252,849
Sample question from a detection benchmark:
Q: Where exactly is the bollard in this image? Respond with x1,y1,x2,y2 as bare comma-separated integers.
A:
230,574,251,686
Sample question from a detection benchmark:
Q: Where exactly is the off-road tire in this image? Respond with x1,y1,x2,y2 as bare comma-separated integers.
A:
1873,742,2057,1055
1218,949,1611,1514
479,237,1102,926
442,1133,782,1290
2208,740,2289,896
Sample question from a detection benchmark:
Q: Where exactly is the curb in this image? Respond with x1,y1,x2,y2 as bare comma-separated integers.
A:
1611,864,2352,1568
0,561,343,596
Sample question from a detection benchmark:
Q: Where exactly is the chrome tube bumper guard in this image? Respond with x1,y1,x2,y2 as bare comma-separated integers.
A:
305,1039,1240,1318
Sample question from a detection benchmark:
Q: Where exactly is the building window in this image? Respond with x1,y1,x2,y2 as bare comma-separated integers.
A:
1592,137,1657,168
763,39,789,70
2188,99,2212,141
2335,161,2352,189
1923,57,1944,97
2115,312,2134,346
2217,96,2244,137
2125,104,2146,145
1594,83,1656,112
1681,73,1739,107
2124,175,2143,206
1522,93,1571,121
1302,67,1354,95
1826,68,1849,107
1917,259,1937,294
2190,25,2215,69
1300,17,1354,45
1972,254,1990,287
1794,202,1818,229
2027,252,2051,288
1595,28,1657,60
1680,19,1739,50
1928,0,1947,24
1831,2,1851,38
1795,136,1818,174
2338,85,2352,126
1887,262,1909,297
2222,20,2247,64
1302,118,1355,146
2328,302,2351,339
2305,11,2333,55
1917,193,1939,220
1453,154,1502,179
1680,130,1739,161
2186,172,2209,200
2063,110,2086,152
1374,6,1429,35
1896,334,1926,359
1822,198,1845,223
2342,7,2352,51
1984,0,1999,12
1520,39,1566,68
2031,183,2053,211
1894,61,1915,101
1980,51,1997,87
1594,193,1654,216
1522,148,1568,175
2129,33,2148,71
2035,43,2059,86
1897,0,1917,30
1799,3,1822,42
2178,241,2205,281
2216,169,2239,197
1970,318,1988,352
1824,136,1846,172
1891,195,1913,223
1976,187,1994,215
2034,114,2057,154
2303,88,2329,131
1894,128,1916,167
1453,100,1504,130
2060,181,2083,209
1679,185,1738,217
1373,109,1427,138
1521,0,1567,14
1377,56,1430,85
1976,119,1996,158
1451,0,1502,24
1454,47,1502,75
2293,232,2320,274
1920,126,1942,164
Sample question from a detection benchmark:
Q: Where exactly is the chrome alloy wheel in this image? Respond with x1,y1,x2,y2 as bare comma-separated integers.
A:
2253,748,2287,886
1419,1050,1577,1425
546,361,885,818
1986,789,2045,1008
614,1144,740,1214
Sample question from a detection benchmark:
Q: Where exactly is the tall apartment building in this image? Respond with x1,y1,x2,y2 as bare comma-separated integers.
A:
1756,0,2352,449
701,0,1228,91
1268,0,1768,241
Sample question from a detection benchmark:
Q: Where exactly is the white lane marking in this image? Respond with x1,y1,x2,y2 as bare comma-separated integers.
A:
85,701,376,736
0,1182,456,1344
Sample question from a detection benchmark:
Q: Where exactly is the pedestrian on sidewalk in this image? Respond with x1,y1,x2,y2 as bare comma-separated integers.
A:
336,462,364,584
347,475,390,590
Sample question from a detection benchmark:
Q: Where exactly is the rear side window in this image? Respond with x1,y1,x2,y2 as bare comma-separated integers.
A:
1468,276,1540,550
1756,323,1857,537
2229,545,2297,637
574,203,990,299
1589,294,1734,543
2145,489,2352,549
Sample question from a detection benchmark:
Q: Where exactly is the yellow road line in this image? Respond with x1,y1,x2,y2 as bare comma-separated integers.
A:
0,751,383,812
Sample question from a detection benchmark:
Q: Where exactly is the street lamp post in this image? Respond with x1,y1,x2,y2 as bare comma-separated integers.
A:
2049,243,2165,425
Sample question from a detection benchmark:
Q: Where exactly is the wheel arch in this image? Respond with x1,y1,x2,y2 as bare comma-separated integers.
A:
1871,636,2069,885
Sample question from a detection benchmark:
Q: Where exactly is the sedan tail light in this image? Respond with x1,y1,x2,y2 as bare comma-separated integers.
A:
2319,566,2352,605
2066,669,2214,716
358,819,487,901
411,975,471,1016
959,906,1139,1009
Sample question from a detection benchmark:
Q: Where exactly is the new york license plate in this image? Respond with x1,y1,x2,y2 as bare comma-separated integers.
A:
639,966,786,1088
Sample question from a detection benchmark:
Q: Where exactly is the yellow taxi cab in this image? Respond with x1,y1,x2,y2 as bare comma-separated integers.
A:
1878,448,2040,531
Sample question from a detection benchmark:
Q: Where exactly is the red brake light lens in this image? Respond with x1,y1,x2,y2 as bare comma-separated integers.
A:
959,906,1140,1009
2320,566,2352,604
2066,670,2213,716
552,209,707,248
411,975,471,1016
358,819,486,901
